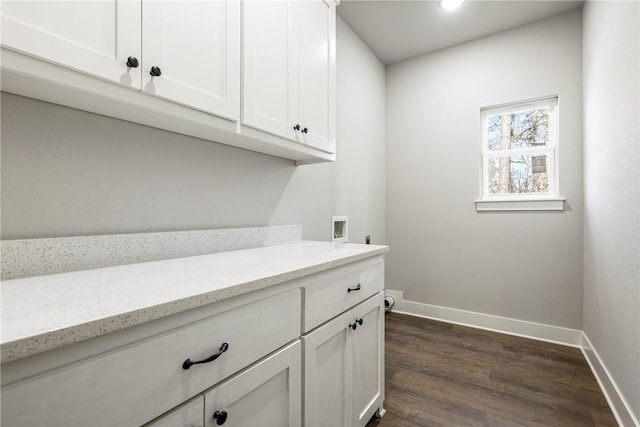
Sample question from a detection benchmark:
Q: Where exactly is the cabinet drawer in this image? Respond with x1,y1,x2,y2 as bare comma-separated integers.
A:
302,258,383,332
145,396,204,427
1,288,301,427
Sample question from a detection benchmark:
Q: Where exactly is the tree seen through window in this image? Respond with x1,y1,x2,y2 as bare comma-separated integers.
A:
486,106,551,195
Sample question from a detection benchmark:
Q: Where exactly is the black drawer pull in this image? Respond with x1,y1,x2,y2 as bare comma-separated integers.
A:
182,343,229,370
356,318,364,326
347,283,361,293
349,322,358,330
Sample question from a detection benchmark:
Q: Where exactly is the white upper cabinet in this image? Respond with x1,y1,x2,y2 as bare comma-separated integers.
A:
296,0,336,153
0,0,142,89
243,0,336,154
142,0,240,120
0,0,337,163
242,0,299,142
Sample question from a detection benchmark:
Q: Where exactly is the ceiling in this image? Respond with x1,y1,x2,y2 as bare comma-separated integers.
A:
337,0,583,65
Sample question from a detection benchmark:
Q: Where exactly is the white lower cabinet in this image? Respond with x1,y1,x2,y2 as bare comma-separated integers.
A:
352,295,385,426
1,289,300,427
204,341,301,427
303,293,385,427
1,256,385,427
147,341,301,427
146,397,205,427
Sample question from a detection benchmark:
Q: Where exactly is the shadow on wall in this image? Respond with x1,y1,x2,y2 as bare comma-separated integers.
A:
0,92,298,239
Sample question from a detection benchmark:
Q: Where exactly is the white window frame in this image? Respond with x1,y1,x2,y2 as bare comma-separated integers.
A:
477,97,564,211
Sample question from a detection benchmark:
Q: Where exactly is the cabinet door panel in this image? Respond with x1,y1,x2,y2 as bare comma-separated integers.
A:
204,341,301,427
242,0,299,141
145,396,204,427
1,0,141,88
353,294,384,427
142,0,240,119
303,309,354,427
296,0,335,153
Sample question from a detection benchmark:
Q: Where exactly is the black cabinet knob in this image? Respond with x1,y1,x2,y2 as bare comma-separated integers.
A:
150,66,162,77
349,322,357,330
302,127,308,134
126,56,139,68
293,124,301,131
213,410,228,425
356,318,364,326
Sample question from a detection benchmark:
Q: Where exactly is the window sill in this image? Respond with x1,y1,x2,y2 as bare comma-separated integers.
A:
475,198,565,212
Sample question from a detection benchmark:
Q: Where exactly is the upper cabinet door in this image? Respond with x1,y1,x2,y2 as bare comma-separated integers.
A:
296,0,336,153
242,0,336,152
0,0,141,89
142,0,240,120
242,0,299,141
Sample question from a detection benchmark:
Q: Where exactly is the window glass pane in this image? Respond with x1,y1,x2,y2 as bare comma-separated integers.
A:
486,106,550,151
487,154,549,195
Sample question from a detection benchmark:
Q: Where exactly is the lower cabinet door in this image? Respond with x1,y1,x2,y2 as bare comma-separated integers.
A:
203,341,301,427
303,308,355,427
352,293,384,427
304,292,385,427
145,397,204,427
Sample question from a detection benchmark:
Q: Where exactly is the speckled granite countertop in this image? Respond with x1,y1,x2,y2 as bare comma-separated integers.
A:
1,241,388,363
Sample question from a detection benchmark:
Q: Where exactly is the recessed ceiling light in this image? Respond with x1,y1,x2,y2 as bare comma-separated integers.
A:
440,0,464,11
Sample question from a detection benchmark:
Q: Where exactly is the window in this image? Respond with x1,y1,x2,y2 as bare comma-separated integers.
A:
478,97,563,211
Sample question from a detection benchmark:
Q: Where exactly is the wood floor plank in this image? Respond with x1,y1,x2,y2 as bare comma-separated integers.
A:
367,313,617,427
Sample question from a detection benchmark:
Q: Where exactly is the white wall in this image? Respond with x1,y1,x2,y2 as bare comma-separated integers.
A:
0,18,386,245
270,17,386,244
386,11,584,329
583,1,640,422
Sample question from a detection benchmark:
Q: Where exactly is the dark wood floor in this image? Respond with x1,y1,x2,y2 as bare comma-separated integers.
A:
367,312,617,427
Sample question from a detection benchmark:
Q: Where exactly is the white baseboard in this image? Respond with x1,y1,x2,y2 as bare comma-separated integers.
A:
581,334,639,427
397,300,583,347
394,299,639,427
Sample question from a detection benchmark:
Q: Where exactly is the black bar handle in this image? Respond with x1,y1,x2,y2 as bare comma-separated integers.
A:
183,343,229,370
347,283,361,293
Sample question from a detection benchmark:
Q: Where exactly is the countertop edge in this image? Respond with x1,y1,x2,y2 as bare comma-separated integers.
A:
1,245,388,363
